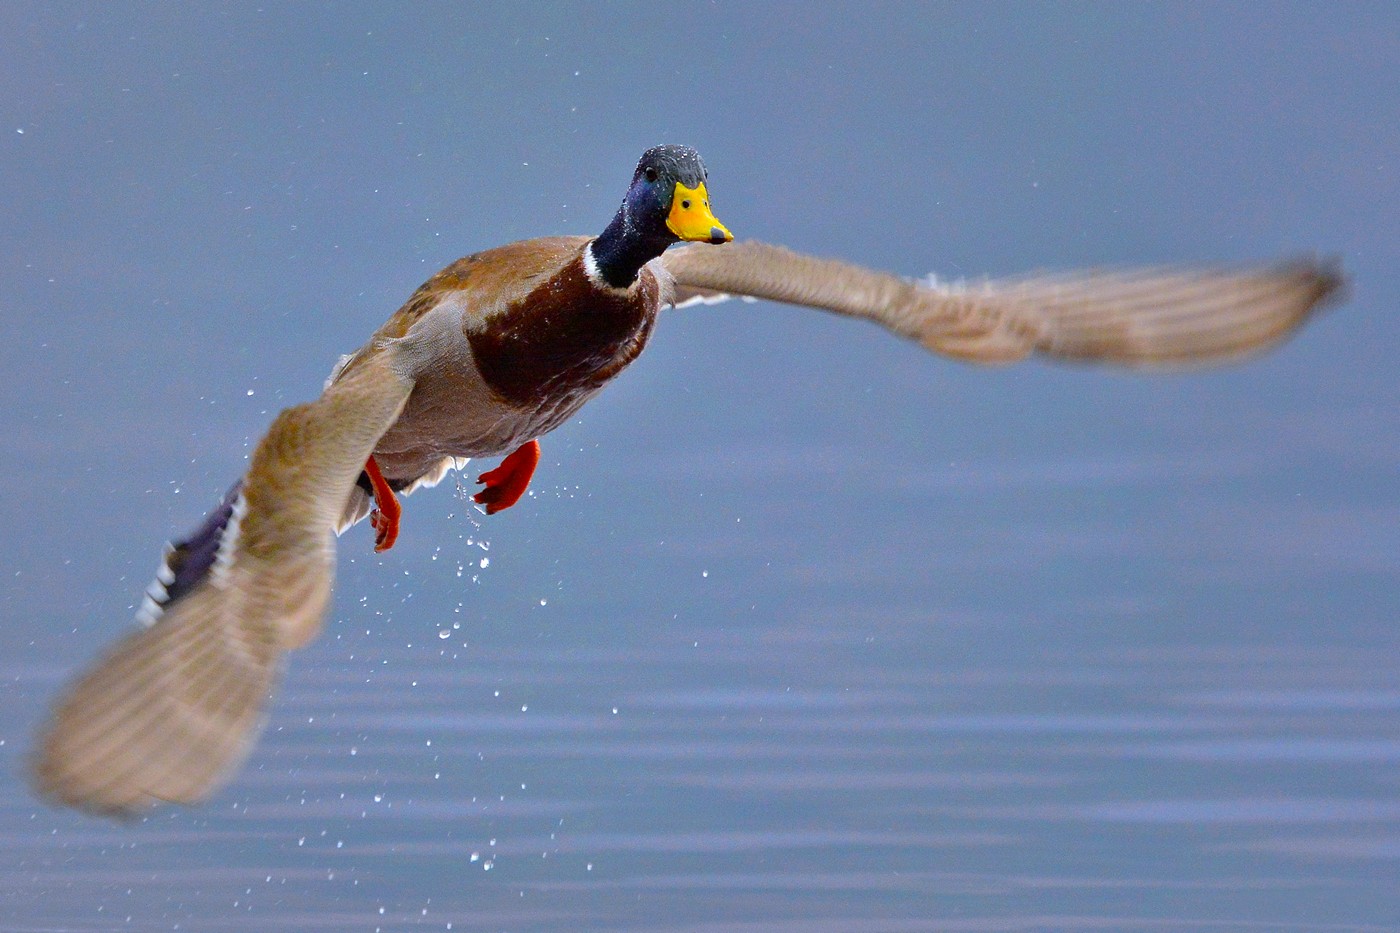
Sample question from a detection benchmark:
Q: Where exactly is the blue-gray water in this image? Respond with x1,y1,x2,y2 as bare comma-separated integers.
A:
2,4,1397,931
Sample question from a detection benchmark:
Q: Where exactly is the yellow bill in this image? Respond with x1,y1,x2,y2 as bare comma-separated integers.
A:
666,182,732,244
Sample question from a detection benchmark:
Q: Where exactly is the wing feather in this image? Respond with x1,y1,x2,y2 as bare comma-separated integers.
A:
33,349,414,815
664,241,1343,368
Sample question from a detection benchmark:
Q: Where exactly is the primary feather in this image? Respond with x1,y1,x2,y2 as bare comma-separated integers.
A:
664,241,1343,367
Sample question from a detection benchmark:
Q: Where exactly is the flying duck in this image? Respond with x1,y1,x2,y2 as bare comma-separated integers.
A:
33,145,1343,815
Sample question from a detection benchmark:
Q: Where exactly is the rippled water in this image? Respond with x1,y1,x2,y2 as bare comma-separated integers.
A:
5,372,1398,930
6,574,1400,930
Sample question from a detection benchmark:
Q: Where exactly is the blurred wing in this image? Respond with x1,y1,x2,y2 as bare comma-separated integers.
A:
664,241,1344,367
33,350,413,816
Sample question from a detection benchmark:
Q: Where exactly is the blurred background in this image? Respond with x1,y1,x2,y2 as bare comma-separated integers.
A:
1,3,1397,930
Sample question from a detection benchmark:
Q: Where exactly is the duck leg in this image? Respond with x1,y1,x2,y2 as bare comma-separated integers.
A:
363,455,401,552
473,439,540,515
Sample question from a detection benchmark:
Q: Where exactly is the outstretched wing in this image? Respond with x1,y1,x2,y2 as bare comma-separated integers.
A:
664,241,1344,367
32,349,414,816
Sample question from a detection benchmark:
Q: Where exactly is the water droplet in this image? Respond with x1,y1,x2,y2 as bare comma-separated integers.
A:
438,630,451,639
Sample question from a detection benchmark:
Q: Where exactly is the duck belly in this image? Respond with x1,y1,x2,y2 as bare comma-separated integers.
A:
367,372,533,482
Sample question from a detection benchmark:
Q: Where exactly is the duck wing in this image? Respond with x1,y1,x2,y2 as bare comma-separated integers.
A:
33,349,414,816
664,241,1343,367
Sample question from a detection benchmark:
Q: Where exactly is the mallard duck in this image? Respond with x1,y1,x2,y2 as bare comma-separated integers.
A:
32,145,1343,815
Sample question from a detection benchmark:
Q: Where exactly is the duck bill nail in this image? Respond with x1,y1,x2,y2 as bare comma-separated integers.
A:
665,182,733,243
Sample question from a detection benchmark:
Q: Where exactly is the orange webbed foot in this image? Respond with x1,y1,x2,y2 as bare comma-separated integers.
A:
364,455,401,552
473,439,541,515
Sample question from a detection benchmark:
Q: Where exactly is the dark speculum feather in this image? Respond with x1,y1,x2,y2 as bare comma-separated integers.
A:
138,480,245,625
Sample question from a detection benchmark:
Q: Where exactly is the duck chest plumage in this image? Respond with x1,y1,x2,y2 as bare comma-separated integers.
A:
358,235,669,484
468,244,660,410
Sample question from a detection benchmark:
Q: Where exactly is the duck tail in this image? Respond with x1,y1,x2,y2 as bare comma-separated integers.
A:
337,480,374,536
335,456,471,537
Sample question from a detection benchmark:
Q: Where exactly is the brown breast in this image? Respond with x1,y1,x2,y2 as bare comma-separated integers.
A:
467,251,660,409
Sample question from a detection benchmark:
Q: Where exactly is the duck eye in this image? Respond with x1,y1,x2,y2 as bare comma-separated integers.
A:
682,199,691,209
644,167,658,183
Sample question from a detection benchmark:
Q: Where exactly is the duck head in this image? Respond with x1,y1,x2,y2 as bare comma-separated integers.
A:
590,145,732,289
